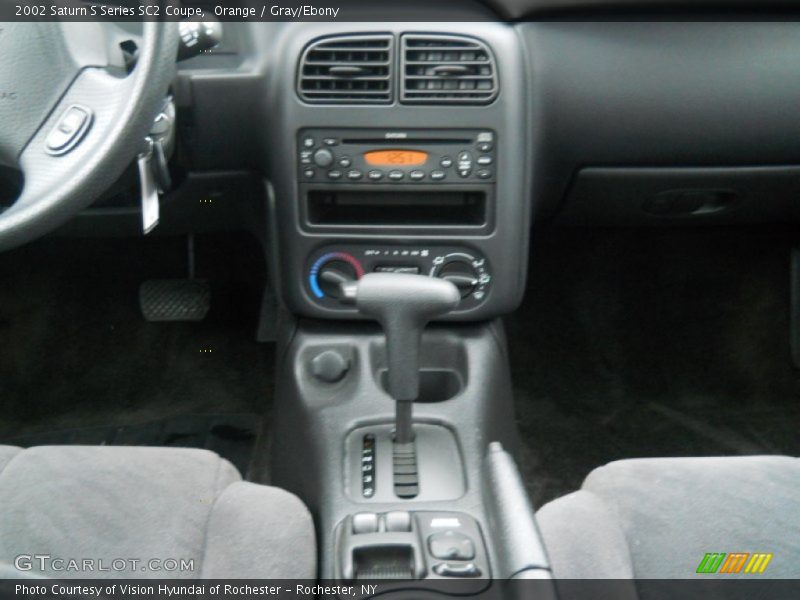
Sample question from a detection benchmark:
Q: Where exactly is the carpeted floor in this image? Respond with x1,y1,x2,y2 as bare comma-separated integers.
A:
2,227,799,506
0,233,272,480
508,226,800,507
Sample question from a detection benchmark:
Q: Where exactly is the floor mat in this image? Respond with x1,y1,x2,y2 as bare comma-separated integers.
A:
0,414,260,478
508,227,800,508
0,234,273,480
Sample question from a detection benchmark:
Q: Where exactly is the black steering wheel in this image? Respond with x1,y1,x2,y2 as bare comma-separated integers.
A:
0,9,178,251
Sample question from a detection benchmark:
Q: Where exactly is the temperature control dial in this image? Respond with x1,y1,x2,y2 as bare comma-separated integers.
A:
431,252,491,303
438,261,480,298
317,261,358,299
309,252,364,300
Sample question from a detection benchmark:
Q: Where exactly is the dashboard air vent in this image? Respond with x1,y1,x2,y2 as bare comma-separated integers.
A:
298,35,393,104
401,35,498,105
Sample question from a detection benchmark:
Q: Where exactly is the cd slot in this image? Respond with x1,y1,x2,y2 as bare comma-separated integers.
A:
341,138,472,145
307,190,486,227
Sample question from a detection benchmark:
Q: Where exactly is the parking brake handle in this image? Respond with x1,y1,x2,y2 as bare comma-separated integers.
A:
341,273,460,443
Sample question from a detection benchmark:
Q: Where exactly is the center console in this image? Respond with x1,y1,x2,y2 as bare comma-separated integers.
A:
298,128,498,315
263,21,549,592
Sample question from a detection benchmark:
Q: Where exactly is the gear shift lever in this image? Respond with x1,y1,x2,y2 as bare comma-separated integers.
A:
341,273,460,444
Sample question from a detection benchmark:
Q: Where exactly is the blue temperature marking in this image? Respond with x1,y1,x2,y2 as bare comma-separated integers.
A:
310,252,354,299
309,272,324,299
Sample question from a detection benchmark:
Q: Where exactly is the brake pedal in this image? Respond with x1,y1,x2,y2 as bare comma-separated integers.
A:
139,234,210,322
139,279,210,322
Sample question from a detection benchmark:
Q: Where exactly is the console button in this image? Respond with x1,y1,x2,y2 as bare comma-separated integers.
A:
440,157,453,168
477,141,492,152
430,170,446,181
477,155,492,166
368,170,384,181
429,531,476,561
352,512,379,535
310,350,349,383
338,157,352,168
347,170,363,180
302,136,315,148
327,170,343,180
409,170,425,181
477,169,492,179
388,170,404,181
303,169,315,179
433,562,481,578
323,137,339,146
299,150,313,164
313,148,334,167
385,511,412,533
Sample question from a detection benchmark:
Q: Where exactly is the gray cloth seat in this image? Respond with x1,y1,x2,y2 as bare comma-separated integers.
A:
0,445,316,579
536,456,800,579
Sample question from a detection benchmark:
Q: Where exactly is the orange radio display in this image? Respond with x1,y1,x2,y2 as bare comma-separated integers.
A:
364,150,428,167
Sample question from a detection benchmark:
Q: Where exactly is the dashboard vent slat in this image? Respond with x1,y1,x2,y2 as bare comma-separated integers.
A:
298,35,393,104
401,35,498,105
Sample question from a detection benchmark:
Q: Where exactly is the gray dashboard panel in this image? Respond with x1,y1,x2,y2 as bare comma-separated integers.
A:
172,15,800,241
517,21,800,218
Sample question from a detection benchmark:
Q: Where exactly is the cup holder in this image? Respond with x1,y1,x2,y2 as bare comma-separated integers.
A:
379,369,463,403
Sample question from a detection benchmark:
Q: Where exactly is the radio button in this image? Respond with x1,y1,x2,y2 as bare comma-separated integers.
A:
327,170,343,180
430,170,446,181
457,151,473,177
388,170,404,181
347,170,363,180
440,157,454,168
323,137,339,146
338,157,352,168
477,169,492,179
303,169,315,179
368,170,384,181
477,155,493,166
477,142,493,153
409,170,425,181
313,148,334,167
303,136,315,148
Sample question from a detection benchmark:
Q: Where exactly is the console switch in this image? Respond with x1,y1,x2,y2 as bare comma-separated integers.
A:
384,511,412,533
433,563,482,578
428,531,476,560
352,512,379,535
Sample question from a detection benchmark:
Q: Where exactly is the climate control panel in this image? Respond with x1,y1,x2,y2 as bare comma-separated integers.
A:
307,245,492,311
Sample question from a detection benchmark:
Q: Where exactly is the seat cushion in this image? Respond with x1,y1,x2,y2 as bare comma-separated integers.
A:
537,456,800,579
0,445,315,579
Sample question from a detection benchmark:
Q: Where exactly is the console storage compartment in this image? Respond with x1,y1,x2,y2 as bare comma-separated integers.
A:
306,188,488,228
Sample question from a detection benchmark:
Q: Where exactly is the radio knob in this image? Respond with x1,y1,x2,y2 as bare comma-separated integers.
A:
313,148,334,168
437,260,480,299
317,260,358,299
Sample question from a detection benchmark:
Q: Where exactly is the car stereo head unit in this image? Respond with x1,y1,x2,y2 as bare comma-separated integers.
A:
297,128,496,184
